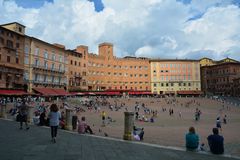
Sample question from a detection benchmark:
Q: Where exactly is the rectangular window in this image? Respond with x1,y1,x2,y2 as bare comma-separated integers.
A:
0,37,4,44
44,50,48,59
7,40,13,48
34,48,39,56
24,57,29,64
44,61,48,69
7,56,10,62
16,58,19,64
52,76,54,82
16,43,19,48
23,72,29,80
59,64,62,71
43,75,47,82
24,45,29,54
59,55,62,62
34,74,38,81
51,63,55,70
52,52,55,61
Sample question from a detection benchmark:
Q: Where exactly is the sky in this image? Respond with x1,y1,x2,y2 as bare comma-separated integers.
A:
0,0,240,61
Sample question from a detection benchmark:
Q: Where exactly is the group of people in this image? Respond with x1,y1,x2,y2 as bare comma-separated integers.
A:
1,95,234,156
185,126,224,154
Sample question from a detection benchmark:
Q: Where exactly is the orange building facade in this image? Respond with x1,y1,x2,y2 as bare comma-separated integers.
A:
87,43,151,91
2,22,240,97
0,23,25,90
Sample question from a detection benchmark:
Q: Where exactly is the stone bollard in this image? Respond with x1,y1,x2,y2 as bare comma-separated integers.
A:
65,108,73,131
123,112,134,140
0,104,7,119
27,106,34,123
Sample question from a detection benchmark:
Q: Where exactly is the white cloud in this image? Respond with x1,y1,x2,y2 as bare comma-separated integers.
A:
0,0,240,61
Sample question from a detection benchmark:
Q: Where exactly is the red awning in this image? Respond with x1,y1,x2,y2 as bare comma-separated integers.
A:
177,91,204,95
95,91,121,95
33,88,57,96
33,88,70,96
0,90,27,95
128,91,152,95
53,88,70,96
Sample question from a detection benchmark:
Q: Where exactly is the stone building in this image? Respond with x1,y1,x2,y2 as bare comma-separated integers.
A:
67,45,88,91
233,77,240,97
201,62,240,96
0,22,25,90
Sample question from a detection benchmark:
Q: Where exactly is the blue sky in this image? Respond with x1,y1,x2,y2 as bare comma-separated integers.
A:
0,0,240,60
4,0,53,8
10,0,104,11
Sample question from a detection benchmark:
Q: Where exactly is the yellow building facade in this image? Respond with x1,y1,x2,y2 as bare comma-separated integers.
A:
24,37,68,92
150,59,201,95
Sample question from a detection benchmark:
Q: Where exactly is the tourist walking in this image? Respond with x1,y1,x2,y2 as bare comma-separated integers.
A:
48,104,61,143
185,127,199,151
207,128,224,154
216,117,222,131
223,115,227,124
18,100,29,130
101,111,106,126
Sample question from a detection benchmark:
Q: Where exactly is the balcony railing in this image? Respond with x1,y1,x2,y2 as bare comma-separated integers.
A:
26,79,66,86
31,64,65,74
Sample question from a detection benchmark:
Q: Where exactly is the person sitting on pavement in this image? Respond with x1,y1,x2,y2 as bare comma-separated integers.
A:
207,128,224,154
133,126,144,141
185,126,199,151
78,116,94,134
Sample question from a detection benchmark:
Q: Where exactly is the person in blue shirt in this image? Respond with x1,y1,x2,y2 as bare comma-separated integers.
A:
185,126,199,151
48,104,61,143
207,128,224,154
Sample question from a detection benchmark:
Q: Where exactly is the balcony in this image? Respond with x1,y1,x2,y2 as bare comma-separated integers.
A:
28,79,66,86
31,64,65,74
3,45,16,51
74,73,82,78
